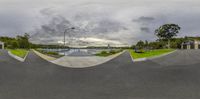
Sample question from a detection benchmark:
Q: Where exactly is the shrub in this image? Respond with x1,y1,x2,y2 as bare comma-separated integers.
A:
46,51,59,55
101,51,108,54
109,50,116,54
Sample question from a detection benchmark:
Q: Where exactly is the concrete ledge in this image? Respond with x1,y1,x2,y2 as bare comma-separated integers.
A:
32,49,57,61
130,50,177,62
8,51,29,62
133,58,147,62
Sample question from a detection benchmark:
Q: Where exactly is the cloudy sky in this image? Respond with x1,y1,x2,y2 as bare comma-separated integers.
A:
0,0,200,46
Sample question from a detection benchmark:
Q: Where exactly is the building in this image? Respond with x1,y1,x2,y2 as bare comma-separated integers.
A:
0,41,4,49
181,40,200,49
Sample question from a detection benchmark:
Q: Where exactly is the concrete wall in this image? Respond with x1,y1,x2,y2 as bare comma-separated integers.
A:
187,45,191,49
194,40,199,49
195,44,199,49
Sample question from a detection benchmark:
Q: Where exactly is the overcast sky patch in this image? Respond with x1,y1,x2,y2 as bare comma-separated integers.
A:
0,0,200,45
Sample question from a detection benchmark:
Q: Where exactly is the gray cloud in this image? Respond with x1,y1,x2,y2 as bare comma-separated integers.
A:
30,8,129,45
30,12,77,44
140,27,150,33
92,19,124,33
1,0,200,45
133,16,155,23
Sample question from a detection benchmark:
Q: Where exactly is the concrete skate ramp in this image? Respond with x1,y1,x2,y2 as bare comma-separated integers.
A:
52,51,125,68
67,51,93,56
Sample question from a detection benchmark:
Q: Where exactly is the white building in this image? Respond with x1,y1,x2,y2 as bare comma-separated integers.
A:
181,40,200,49
0,41,4,49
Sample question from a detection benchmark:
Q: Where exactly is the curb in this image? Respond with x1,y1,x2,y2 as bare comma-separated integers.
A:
32,49,57,61
130,50,177,62
8,51,29,62
133,58,147,62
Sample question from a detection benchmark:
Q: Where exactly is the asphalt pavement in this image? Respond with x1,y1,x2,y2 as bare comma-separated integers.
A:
1,49,200,99
150,50,200,66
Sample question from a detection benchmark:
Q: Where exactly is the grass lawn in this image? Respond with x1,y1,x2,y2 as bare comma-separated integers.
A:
9,49,28,58
128,49,175,59
95,49,123,57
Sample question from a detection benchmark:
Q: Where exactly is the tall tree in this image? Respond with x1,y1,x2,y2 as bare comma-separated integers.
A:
155,24,181,49
17,33,30,49
136,40,145,49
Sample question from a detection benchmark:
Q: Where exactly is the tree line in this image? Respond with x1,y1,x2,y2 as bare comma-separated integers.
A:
1,24,198,50
133,36,200,50
0,33,31,49
133,24,200,50
0,33,69,49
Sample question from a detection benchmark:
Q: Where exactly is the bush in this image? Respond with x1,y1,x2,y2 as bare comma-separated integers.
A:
101,51,108,54
46,51,59,55
95,49,123,57
109,50,116,54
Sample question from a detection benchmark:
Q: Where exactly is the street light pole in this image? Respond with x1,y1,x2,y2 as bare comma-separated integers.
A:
64,29,67,47
63,27,75,47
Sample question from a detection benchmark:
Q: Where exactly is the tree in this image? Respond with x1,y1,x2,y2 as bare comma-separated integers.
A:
131,45,136,49
136,40,145,49
0,36,18,48
149,41,165,49
155,24,181,49
10,41,19,49
17,33,30,49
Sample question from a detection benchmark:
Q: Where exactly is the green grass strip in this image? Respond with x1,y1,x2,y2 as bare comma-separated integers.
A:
9,49,28,58
128,49,175,59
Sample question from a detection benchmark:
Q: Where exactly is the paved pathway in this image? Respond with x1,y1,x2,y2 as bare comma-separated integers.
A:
52,51,124,68
1,49,200,99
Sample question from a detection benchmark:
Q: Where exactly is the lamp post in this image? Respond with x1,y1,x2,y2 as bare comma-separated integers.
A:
64,27,75,47
63,27,75,55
